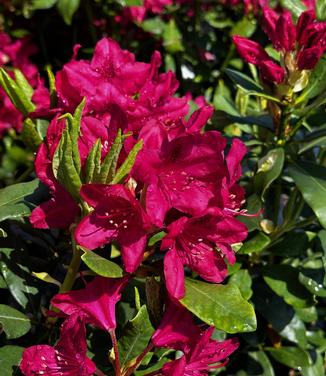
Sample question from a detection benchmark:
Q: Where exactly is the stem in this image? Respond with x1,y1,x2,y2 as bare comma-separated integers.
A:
59,241,83,293
109,329,121,376
125,343,154,376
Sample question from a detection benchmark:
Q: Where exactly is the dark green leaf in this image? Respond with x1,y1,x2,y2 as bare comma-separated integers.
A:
81,251,124,278
224,68,263,93
262,265,315,308
299,268,326,297
306,330,326,351
181,278,256,333
0,304,31,339
0,179,40,222
266,347,311,368
119,305,154,369
229,269,252,300
288,161,326,228
302,352,325,376
254,148,285,200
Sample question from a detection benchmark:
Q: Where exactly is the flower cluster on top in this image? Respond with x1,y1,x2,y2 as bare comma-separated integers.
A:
30,37,248,299
233,9,326,86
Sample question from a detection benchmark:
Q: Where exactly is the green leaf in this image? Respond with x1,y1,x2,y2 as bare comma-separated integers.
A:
288,161,326,228
0,345,24,375
316,0,326,20
297,58,326,103
295,306,318,323
279,315,308,349
22,118,43,151
299,134,326,154
248,351,275,376
266,347,311,368
14,69,34,100
81,251,124,278
31,0,58,9
269,232,309,257
99,129,123,184
141,17,166,35
280,0,306,18
57,130,82,200
0,68,35,115
306,330,326,351
262,265,315,308
302,352,325,376
229,269,252,300
299,268,326,297
0,179,40,222
180,278,256,333
0,304,31,339
163,19,184,54
119,305,154,369
148,231,166,247
254,148,285,200
112,140,143,184
57,0,80,24
85,139,102,183
240,232,271,254
224,68,263,93
45,65,57,107
231,18,257,38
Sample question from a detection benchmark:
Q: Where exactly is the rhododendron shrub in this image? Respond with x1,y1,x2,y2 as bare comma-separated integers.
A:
0,2,326,376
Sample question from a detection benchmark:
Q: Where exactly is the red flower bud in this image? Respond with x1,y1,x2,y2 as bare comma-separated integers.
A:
259,60,285,84
297,10,316,46
297,46,324,70
233,35,270,65
276,11,296,51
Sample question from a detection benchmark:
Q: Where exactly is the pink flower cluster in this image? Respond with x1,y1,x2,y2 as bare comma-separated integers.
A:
121,0,173,23
21,38,247,375
21,278,239,375
233,9,326,84
0,32,39,134
30,37,247,299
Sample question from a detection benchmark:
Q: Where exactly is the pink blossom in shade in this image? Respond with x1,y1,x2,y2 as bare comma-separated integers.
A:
74,184,152,272
152,301,240,375
51,277,129,331
276,12,296,52
132,131,227,227
20,313,96,376
232,36,270,65
161,211,247,299
297,46,325,70
30,117,80,229
161,328,239,376
296,10,316,46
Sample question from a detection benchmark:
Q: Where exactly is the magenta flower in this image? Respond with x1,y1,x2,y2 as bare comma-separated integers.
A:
161,210,247,299
20,313,96,376
152,301,239,375
132,131,227,227
51,276,129,331
75,184,152,272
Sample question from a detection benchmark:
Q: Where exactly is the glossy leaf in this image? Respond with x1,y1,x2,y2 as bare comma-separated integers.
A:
240,232,270,254
266,347,311,368
0,179,41,222
224,68,263,93
229,269,253,300
248,351,275,376
119,305,154,369
297,58,326,102
301,352,325,376
81,251,124,278
262,265,315,308
181,278,257,333
254,148,284,200
0,304,31,339
289,161,326,228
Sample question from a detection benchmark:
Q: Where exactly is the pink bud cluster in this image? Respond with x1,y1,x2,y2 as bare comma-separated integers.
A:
233,9,326,85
